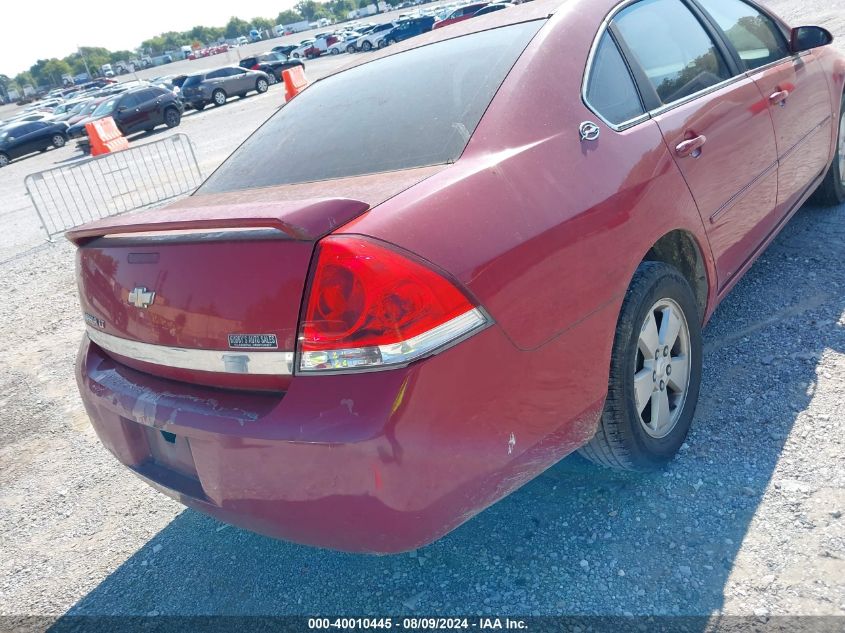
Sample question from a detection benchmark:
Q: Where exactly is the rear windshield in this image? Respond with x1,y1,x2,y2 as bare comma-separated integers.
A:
199,21,542,193
183,75,203,87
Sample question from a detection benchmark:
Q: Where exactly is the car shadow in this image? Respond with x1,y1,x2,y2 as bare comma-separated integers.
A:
52,200,845,620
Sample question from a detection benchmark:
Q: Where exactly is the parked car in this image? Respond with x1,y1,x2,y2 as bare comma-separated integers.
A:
383,16,436,45
180,67,271,110
65,98,107,127
0,120,68,166
239,52,304,84
353,22,396,51
327,32,362,54
151,74,188,97
345,25,379,53
271,44,299,56
289,39,315,58
432,2,489,28
473,2,510,15
67,86,183,138
68,0,844,553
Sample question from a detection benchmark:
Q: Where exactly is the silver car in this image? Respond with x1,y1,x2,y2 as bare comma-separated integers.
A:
180,66,271,110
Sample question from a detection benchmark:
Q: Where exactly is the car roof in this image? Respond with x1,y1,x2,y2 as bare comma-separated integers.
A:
4,120,45,131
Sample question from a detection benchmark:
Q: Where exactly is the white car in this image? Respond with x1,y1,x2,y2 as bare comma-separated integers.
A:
328,32,361,55
353,22,396,52
290,39,315,58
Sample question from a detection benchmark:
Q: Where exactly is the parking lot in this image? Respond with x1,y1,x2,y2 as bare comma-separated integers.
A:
1,0,844,623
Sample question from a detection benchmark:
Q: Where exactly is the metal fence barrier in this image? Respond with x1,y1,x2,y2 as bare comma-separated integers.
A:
25,133,204,241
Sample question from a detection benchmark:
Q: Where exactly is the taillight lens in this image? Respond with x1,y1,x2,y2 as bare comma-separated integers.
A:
298,235,488,372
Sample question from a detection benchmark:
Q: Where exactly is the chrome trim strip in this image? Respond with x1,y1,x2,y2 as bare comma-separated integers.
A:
778,114,831,163
86,327,294,375
709,158,779,223
298,308,490,374
580,0,810,132
647,73,745,117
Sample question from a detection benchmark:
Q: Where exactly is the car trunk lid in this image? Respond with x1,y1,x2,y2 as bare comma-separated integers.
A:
69,165,445,391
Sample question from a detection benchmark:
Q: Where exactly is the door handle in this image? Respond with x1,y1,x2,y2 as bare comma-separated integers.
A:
675,135,707,158
769,89,790,106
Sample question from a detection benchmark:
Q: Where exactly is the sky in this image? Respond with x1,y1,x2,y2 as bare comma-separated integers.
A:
0,0,297,77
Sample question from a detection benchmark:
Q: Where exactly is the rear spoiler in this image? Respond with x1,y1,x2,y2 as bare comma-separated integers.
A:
66,197,370,245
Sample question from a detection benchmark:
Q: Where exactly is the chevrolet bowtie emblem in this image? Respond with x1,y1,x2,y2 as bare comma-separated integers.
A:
128,287,156,308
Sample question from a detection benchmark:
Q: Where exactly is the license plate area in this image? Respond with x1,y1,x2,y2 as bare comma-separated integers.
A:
143,425,199,481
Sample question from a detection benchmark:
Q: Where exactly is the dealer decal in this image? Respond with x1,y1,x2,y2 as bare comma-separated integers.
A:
228,334,278,349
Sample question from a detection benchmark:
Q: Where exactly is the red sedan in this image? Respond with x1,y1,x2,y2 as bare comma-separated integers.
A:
70,0,845,552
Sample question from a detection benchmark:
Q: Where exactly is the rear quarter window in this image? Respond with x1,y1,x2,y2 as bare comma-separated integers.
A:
200,21,543,193
585,33,645,125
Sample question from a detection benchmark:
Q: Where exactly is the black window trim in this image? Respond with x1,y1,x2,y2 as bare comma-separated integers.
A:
582,0,802,132
686,0,799,77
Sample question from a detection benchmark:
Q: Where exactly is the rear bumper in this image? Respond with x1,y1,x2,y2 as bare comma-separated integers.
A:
77,311,613,553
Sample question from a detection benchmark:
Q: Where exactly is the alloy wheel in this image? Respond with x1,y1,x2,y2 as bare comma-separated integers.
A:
214,91,226,105
257,79,268,93
0,153,8,167
52,135,66,148
633,298,692,439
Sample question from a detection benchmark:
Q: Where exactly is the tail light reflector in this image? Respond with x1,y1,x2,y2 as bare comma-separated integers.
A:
298,235,487,372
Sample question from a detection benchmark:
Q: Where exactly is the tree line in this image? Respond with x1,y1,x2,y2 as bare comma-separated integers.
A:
2,0,392,93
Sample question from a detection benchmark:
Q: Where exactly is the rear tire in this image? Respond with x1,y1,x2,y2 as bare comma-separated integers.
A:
164,107,181,128
267,73,277,85
330,47,340,55
51,134,66,148
579,262,703,471
256,78,269,93
212,89,227,107
810,93,845,206
347,45,356,54
0,152,9,167
362,41,372,52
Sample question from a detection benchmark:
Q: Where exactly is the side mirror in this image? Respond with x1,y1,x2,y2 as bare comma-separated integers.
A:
790,25,833,53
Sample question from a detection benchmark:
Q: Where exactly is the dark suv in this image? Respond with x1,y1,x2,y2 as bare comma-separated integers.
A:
238,52,304,84
67,86,183,138
180,67,271,110
384,16,436,45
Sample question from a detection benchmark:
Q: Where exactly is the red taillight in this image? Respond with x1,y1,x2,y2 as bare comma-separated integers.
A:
298,235,487,372
251,64,260,70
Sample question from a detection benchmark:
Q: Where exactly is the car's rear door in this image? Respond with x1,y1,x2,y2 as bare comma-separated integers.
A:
228,67,250,92
114,93,143,133
9,123,37,157
698,0,833,218
614,0,779,291
133,88,161,128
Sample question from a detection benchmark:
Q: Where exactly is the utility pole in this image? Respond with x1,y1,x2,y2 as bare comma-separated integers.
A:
77,46,92,78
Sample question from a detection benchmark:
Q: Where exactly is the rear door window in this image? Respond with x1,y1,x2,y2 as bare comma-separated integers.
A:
120,93,140,109
614,0,732,105
586,32,645,126
698,0,790,70
200,21,543,193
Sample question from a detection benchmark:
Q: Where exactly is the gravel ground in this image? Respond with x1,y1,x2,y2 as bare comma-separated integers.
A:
1,0,844,622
